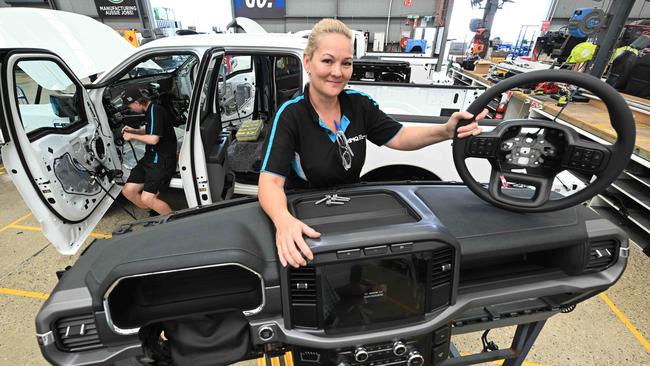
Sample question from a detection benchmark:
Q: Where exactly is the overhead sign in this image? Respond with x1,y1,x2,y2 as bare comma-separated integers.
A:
233,0,286,19
95,0,140,19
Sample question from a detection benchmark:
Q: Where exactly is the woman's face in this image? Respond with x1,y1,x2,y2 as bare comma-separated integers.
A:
304,33,353,98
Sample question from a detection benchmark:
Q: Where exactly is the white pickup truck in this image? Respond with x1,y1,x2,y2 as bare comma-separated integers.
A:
1,9,491,255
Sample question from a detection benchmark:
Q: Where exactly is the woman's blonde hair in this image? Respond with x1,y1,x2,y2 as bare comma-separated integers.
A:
304,18,353,58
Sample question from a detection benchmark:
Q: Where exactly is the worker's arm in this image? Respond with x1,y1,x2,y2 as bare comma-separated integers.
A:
258,172,319,268
123,132,160,145
121,126,146,135
386,110,487,151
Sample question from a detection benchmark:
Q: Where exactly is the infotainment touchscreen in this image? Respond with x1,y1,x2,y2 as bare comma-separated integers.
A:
321,254,428,332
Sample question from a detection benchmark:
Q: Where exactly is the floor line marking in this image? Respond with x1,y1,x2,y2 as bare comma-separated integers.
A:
600,293,650,352
0,287,49,300
271,356,280,366
9,224,112,239
0,212,32,232
284,351,293,366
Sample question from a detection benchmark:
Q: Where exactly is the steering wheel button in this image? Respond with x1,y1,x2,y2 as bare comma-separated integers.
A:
571,150,582,160
520,147,530,154
593,151,603,161
525,137,533,143
518,157,530,165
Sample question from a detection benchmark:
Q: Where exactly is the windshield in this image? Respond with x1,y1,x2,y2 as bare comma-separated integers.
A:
120,54,194,80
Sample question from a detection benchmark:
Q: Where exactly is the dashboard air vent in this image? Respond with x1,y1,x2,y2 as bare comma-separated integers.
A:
429,247,454,311
288,265,318,328
55,314,102,352
431,247,454,288
289,266,316,305
586,239,618,271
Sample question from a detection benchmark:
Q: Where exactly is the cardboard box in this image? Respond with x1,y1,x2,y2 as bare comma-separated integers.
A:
473,60,492,75
490,56,506,63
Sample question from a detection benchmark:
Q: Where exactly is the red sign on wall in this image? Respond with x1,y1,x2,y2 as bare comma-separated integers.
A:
541,20,551,33
404,0,413,7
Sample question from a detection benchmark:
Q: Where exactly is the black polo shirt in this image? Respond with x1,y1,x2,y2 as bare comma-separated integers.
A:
142,103,177,164
261,85,402,188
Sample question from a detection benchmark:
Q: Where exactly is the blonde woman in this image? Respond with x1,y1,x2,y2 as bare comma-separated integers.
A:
259,19,486,268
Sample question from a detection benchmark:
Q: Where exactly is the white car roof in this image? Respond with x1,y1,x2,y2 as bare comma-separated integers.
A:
0,8,136,80
139,33,308,53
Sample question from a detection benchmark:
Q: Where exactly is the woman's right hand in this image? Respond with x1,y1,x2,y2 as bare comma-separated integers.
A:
274,214,320,268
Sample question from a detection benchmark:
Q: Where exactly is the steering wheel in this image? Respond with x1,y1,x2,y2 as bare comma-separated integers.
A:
453,70,636,212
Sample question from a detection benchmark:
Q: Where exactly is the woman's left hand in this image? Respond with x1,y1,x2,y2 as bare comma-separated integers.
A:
445,109,488,139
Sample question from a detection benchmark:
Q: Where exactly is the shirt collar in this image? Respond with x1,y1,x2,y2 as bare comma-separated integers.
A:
303,83,352,131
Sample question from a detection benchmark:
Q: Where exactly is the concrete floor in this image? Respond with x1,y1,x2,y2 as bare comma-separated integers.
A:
0,165,648,366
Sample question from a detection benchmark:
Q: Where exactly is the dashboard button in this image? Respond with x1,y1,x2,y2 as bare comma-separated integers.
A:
390,243,413,253
364,245,388,256
337,249,361,259
432,344,450,363
433,326,450,345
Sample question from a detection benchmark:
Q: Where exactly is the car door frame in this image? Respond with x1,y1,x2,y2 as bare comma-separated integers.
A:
180,47,226,207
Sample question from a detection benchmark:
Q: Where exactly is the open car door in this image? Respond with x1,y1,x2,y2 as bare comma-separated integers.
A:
0,50,121,255
179,48,226,207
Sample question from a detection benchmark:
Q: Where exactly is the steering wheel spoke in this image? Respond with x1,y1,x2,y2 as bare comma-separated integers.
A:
488,169,553,208
564,142,611,175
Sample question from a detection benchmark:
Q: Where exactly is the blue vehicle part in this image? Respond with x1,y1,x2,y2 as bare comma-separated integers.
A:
568,8,605,38
405,39,427,53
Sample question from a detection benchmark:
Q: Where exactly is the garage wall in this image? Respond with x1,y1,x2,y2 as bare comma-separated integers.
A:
53,0,154,30
253,0,440,44
548,0,650,31
4,0,155,30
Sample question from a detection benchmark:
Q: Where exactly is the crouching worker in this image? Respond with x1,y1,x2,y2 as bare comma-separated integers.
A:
120,90,177,216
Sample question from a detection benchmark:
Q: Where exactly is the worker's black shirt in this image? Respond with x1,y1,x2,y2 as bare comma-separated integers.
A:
142,103,177,164
261,85,402,188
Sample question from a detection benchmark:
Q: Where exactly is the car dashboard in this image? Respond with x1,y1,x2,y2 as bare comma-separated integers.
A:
35,184,627,366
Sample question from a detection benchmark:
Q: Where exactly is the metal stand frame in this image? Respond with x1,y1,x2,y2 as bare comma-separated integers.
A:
441,320,547,366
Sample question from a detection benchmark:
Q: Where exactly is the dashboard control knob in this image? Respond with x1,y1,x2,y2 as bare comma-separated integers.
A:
354,347,369,362
393,341,407,356
407,350,424,366
257,325,274,341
